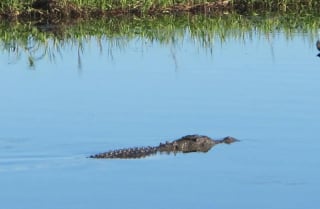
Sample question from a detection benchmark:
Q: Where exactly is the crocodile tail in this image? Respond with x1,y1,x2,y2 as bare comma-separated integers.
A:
90,146,158,159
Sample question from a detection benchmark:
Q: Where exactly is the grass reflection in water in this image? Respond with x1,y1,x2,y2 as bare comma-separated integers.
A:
0,13,320,68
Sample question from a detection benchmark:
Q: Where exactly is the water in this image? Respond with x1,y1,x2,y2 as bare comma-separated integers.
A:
1,28,320,209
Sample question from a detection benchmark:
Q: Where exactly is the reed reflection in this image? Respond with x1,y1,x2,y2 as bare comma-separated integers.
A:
1,14,320,69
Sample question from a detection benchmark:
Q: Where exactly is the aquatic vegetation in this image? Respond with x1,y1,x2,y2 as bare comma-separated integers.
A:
0,13,320,68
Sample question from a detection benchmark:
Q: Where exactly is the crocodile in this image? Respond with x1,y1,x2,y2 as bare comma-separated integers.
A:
90,135,239,159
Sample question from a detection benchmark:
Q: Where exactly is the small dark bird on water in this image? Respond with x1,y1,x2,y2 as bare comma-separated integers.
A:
316,40,320,57
317,40,320,51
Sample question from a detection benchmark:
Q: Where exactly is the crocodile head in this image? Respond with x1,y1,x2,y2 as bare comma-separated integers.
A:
221,136,239,144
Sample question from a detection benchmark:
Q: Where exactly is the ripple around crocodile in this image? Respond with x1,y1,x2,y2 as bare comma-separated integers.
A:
90,135,239,159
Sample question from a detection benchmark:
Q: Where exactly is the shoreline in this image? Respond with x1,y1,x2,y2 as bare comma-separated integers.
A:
1,0,319,20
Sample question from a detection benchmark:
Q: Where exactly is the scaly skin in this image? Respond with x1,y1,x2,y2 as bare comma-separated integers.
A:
90,135,238,159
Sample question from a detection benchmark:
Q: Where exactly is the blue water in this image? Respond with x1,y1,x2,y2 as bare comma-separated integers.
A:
1,32,320,209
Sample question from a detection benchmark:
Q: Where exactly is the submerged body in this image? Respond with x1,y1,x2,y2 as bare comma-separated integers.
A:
90,135,238,159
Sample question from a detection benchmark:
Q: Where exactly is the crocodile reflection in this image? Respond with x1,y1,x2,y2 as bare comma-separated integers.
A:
90,135,239,159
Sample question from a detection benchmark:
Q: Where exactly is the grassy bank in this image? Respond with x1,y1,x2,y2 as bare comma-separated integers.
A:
1,13,319,67
0,0,320,19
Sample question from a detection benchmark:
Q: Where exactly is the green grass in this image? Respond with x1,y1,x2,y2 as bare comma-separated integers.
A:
67,0,320,10
0,0,320,18
1,13,320,68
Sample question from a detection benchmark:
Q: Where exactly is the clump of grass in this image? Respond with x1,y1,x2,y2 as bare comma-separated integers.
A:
0,0,33,17
229,0,320,12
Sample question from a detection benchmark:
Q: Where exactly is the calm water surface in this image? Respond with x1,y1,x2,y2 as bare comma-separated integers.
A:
0,30,320,209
